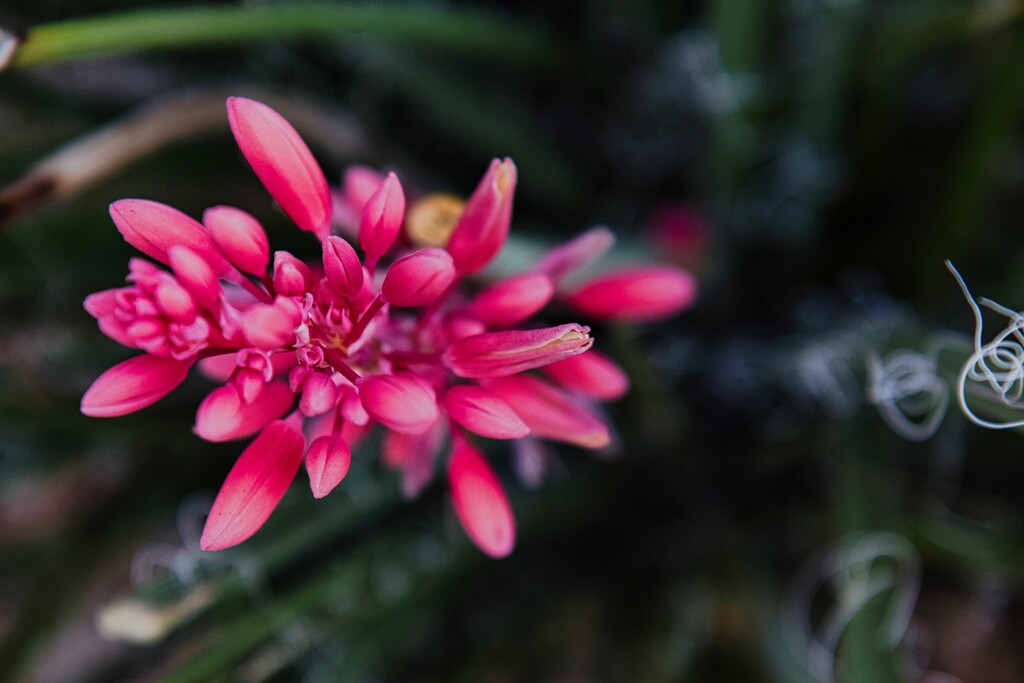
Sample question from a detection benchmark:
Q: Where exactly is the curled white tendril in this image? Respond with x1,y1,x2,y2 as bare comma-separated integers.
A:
866,348,950,442
781,532,960,683
130,493,264,592
947,260,1024,429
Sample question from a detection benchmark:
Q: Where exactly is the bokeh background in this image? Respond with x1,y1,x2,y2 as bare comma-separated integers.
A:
3,1,1024,681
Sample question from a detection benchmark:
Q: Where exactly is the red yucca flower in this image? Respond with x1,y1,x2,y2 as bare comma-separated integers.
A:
81,97,698,558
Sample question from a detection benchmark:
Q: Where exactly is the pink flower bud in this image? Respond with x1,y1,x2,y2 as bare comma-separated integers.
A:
485,375,610,450
359,172,406,266
204,205,270,276
305,434,351,498
322,236,364,297
226,97,331,238
468,273,554,326
358,374,438,434
441,385,530,439
168,245,220,312
240,297,302,349
443,324,593,379
299,371,339,417
110,199,230,275
543,349,629,400
381,247,455,307
273,251,314,296
446,158,517,274
200,420,305,551
565,266,698,321
534,226,615,286
194,381,294,442
152,278,197,322
448,435,516,558
343,165,385,213
81,355,193,417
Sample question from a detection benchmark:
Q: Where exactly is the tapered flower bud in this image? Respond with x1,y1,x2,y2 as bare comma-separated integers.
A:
305,434,351,498
566,266,698,321
272,251,314,297
359,374,438,434
446,158,517,274
168,245,220,312
299,371,339,417
359,172,405,267
543,349,629,400
441,385,530,439
200,420,305,551
485,375,610,450
204,205,270,276
81,355,193,417
467,273,554,326
322,236,364,297
534,226,615,286
226,97,331,238
342,165,385,213
443,324,593,379
240,297,302,349
194,382,294,442
110,199,230,275
448,435,516,558
381,247,455,307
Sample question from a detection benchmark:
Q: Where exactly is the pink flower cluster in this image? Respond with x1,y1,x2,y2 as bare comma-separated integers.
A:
81,97,698,558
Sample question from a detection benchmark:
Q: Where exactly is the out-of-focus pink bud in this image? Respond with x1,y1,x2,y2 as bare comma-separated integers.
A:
565,266,697,321
534,226,615,286
204,205,270,276
81,355,193,417
169,245,220,312
485,375,610,450
299,372,339,417
110,199,230,275
443,313,487,341
152,278,196,322
441,385,530,439
343,165,385,213
226,97,331,238
543,349,629,400
200,420,305,551
381,247,455,307
240,297,302,349
448,435,516,558
194,382,294,442
322,236,364,297
341,388,369,425
305,434,351,498
446,158,517,274
358,374,438,434
272,251,314,297
467,273,554,326
382,423,443,498
443,324,592,379
359,172,405,267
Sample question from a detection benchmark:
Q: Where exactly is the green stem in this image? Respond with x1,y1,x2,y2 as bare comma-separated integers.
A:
8,3,557,70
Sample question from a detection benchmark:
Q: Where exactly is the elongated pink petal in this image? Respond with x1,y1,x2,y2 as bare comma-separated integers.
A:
382,423,444,498
359,374,438,434
322,236,364,297
343,165,385,212
381,247,455,307
543,349,630,400
168,245,220,312
200,420,305,550
446,158,517,274
204,205,270,276
273,251,314,296
81,355,193,417
448,435,516,558
565,267,698,321
467,273,554,326
241,297,301,349
110,199,229,275
443,324,592,379
534,226,615,286
359,172,405,266
485,375,610,449
305,434,352,498
227,97,331,238
194,382,294,442
441,385,529,439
